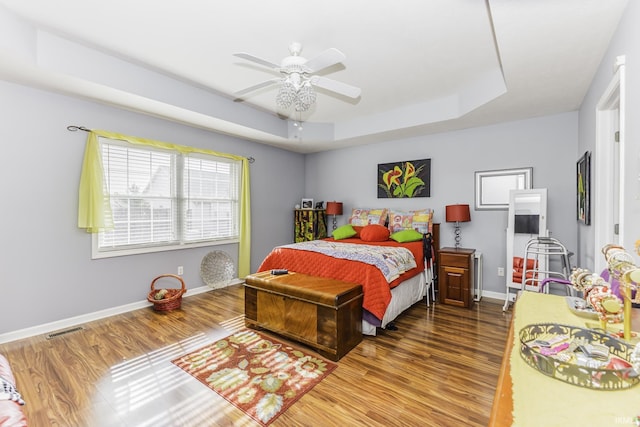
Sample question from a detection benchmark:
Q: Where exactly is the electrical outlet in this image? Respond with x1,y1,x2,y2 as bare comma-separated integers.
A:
498,267,505,277
178,266,184,275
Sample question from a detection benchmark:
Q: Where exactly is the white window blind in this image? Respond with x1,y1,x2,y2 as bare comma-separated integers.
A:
94,138,240,258
182,155,239,242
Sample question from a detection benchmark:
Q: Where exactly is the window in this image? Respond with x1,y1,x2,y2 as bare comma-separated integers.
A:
93,138,241,258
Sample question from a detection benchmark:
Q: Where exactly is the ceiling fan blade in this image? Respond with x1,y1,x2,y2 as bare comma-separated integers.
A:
310,76,361,99
233,52,280,70
234,78,281,97
304,48,346,73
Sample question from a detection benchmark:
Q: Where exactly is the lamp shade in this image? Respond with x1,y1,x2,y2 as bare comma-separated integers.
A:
326,201,343,216
445,204,471,223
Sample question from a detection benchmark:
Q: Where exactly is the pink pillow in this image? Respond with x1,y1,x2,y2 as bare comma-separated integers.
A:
360,224,391,242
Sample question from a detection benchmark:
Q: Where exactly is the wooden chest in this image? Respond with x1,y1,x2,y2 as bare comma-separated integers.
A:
244,271,363,361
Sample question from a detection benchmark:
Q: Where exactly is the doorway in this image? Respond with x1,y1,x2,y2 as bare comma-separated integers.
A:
594,55,625,273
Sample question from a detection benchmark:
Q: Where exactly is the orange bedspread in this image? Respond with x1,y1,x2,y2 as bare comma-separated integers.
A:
257,238,425,321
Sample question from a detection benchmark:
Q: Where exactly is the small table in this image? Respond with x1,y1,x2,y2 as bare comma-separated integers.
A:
474,251,483,301
438,247,476,308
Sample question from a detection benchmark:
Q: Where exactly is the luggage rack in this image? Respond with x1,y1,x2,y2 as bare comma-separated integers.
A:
503,236,573,311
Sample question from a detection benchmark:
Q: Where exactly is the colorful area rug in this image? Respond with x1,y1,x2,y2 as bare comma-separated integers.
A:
172,329,337,426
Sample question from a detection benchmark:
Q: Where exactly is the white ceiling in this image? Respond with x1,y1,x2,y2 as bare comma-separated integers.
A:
0,0,629,153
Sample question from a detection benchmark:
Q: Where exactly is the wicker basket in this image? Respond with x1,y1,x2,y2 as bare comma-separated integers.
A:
147,274,186,312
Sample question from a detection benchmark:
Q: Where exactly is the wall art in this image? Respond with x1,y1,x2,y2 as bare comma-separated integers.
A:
577,151,591,225
378,158,430,198
301,198,314,209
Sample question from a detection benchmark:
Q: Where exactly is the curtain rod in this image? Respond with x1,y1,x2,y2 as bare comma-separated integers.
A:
66,125,255,163
67,125,90,132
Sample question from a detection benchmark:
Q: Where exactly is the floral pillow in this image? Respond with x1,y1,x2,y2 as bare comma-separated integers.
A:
348,208,388,227
387,209,433,234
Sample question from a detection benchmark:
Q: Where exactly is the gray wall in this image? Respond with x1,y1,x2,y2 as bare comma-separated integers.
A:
0,80,304,334
3,76,578,336
305,112,579,296
578,0,640,269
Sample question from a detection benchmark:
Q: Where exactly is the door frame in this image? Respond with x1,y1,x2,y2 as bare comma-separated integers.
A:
594,55,626,273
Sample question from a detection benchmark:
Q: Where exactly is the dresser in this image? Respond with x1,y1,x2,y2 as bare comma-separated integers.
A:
294,209,327,242
438,247,475,308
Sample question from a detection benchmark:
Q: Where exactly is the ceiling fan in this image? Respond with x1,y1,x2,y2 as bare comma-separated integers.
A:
233,42,361,112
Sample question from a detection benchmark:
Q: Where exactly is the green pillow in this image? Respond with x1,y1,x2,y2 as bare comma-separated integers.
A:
390,229,423,243
333,224,357,240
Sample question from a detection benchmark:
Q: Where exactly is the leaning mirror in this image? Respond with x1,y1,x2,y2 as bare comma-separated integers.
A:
475,167,533,210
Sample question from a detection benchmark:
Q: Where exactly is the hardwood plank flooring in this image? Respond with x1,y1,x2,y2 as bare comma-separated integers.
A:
0,285,512,426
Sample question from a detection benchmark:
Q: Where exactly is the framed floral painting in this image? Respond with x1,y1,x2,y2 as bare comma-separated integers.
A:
378,159,431,198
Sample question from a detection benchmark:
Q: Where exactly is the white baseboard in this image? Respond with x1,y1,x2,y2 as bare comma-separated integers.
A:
0,280,243,345
2,282,509,344
480,290,508,301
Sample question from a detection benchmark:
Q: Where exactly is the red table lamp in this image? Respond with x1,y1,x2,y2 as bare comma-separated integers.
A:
326,201,343,230
445,204,471,249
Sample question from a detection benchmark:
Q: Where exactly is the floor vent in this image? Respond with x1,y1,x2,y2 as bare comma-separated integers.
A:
45,326,85,340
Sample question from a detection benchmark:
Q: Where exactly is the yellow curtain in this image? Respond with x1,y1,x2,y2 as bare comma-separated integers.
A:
238,160,251,278
77,132,113,233
78,129,252,277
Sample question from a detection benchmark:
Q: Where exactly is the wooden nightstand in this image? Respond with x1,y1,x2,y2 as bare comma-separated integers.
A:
438,247,476,308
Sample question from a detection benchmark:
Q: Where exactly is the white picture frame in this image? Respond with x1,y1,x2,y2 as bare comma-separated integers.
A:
301,198,314,209
475,167,532,210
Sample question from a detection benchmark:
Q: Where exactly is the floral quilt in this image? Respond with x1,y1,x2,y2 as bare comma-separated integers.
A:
278,240,416,283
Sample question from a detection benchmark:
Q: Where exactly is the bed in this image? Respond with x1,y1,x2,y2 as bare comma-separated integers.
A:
257,208,440,335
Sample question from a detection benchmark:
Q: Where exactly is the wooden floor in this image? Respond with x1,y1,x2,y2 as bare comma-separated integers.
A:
0,285,512,427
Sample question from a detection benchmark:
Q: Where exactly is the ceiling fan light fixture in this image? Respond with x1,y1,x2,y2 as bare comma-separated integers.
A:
234,42,360,114
295,80,316,112
275,77,316,112
276,80,296,109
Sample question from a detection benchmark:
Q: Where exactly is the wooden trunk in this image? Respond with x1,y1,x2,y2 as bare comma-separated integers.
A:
244,271,363,361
